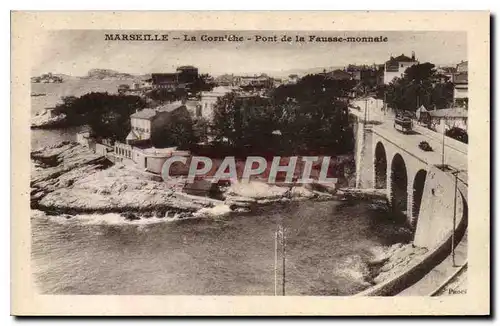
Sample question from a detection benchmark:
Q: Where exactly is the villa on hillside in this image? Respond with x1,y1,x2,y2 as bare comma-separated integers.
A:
126,101,191,146
383,52,419,84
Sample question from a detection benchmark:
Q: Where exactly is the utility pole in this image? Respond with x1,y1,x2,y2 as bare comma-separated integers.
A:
383,92,387,116
274,225,286,296
364,97,368,125
274,230,278,296
282,230,286,296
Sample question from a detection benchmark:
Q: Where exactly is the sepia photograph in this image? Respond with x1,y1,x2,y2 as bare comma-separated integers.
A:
11,11,490,316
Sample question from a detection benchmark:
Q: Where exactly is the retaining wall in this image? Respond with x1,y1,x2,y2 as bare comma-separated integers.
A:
356,166,467,296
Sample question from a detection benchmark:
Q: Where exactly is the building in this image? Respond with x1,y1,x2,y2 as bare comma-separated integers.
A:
287,74,300,84
456,60,468,73
323,69,352,81
214,74,240,86
176,66,199,84
428,107,468,132
148,66,199,90
452,61,468,108
140,78,153,89
346,64,383,88
149,73,178,90
383,52,419,84
126,102,190,145
76,130,92,148
239,74,273,88
113,142,190,174
199,86,236,120
184,99,202,118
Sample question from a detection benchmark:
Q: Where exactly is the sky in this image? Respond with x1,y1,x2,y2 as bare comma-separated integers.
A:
32,30,467,77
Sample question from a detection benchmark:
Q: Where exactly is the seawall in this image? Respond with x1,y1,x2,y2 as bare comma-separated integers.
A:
356,165,467,296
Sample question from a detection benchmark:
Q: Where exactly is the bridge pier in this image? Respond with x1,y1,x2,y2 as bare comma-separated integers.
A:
351,108,467,250
407,178,414,226
353,119,374,189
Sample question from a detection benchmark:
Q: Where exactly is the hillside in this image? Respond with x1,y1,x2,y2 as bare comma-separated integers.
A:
84,69,136,80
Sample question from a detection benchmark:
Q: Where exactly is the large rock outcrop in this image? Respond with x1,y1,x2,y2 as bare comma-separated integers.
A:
31,142,213,214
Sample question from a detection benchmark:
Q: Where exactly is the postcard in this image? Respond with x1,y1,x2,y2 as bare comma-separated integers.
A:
11,11,490,315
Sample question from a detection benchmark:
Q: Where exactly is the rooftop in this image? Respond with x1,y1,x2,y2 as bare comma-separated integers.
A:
155,101,185,113
201,86,236,97
177,65,198,71
130,102,185,119
386,53,418,65
130,108,158,120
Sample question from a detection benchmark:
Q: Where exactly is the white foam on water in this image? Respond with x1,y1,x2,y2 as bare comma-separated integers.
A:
38,211,204,226
333,255,372,286
367,245,390,262
193,204,232,218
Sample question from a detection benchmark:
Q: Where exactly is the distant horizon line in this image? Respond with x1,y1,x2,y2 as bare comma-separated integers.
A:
33,61,464,79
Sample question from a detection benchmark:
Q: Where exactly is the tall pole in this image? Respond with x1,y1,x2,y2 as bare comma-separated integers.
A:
282,230,286,296
451,171,458,267
274,231,278,296
383,92,387,116
364,98,367,124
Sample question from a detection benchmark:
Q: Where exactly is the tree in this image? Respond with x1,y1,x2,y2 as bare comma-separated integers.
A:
151,110,195,149
146,88,185,103
53,92,146,141
210,73,356,155
212,93,277,149
446,127,468,144
385,63,454,112
193,117,210,143
189,74,215,94
270,74,354,154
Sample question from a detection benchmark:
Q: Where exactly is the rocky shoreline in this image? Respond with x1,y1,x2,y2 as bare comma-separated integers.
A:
31,110,68,129
30,142,348,221
31,141,423,293
365,243,429,285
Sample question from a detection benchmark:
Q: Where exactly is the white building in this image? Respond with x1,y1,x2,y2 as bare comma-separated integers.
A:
126,101,190,144
429,107,468,132
383,53,419,84
199,86,236,120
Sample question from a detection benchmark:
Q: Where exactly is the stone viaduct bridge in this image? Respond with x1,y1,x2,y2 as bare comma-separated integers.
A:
350,105,468,250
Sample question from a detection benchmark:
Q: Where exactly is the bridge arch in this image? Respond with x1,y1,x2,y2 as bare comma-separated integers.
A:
374,142,387,189
390,153,408,214
411,169,427,228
